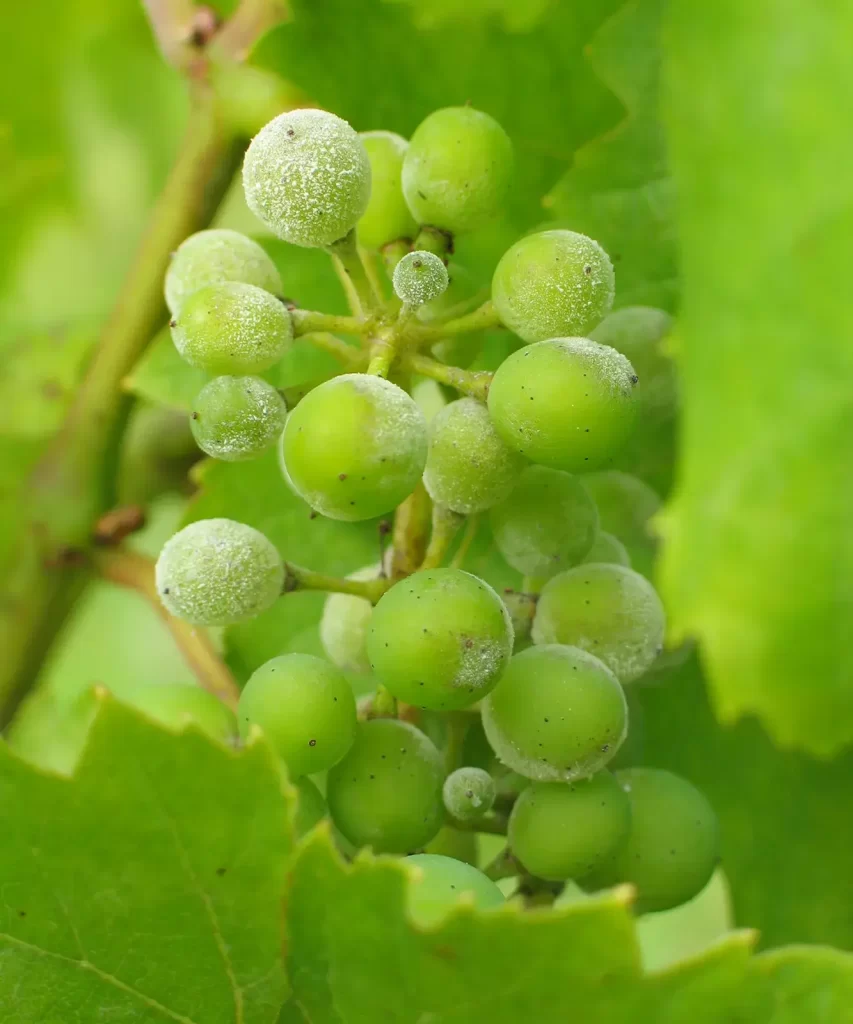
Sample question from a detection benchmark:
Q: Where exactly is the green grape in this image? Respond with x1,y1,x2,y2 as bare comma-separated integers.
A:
118,683,237,742
402,106,513,235
508,772,631,882
488,338,638,473
238,653,357,778
326,718,444,853
489,465,598,579
319,564,381,674
425,826,478,866
443,767,496,822
358,131,418,249
393,250,449,306
583,470,661,579
165,229,282,316
481,644,627,782
190,375,286,462
243,108,371,247
156,518,283,626
532,564,665,683
583,768,719,913
405,854,505,925
423,398,526,514
581,531,631,567
366,568,513,711
491,230,615,343
292,776,328,839
170,282,292,375
280,373,427,521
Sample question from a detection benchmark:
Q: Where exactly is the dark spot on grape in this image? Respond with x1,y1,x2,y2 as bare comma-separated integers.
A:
401,748,407,754
631,375,638,384
339,473,348,481
18,910,26,918
216,867,227,876
601,744,610,752
584,265,592,275
169,319,177,328
413,259,422,268
309,739,317,747
369,773,375,779
191,411,199,420
286,128,295,137
418,191,427,200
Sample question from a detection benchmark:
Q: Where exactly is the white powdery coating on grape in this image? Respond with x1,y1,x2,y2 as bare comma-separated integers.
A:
581,532,631,567
532,564,665,683
243,109,371,248
320,564,380,674
450,573,514,693
493,230,615,343
443,767,495,820
393,251,449,306
193,377,286,461
173,282,292,374
554,337,637,395
165,229,282,315
155,518,284,626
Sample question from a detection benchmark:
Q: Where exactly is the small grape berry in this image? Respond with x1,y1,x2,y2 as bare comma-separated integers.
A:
392,251,449,306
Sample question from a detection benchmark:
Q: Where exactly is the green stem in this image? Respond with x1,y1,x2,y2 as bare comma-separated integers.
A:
372,684,398,719
449,512,481,570
390,482,432,580
413,300,500,341
301,332,366,367
290,309,365,337
366,306,414,377
421,505,465,570
381,238,411,277
502,590,539,645
402,352,492,402
282,562,390,603
442,711,469,775
327,230,382,316
413,225,453,260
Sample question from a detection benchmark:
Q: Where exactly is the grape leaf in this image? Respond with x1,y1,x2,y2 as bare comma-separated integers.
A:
545,0,677,312
0,695,291,1023
640,656,853,950
280,830,853,1023
657,0,853,754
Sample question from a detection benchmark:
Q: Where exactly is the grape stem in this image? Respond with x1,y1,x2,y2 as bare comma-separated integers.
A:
93,547,240,711
482,847,521,882
449,513,481,569
389,482,432,580
381,238,412,276
502,590,539,644
327,230,382,316
402,352,492,402
282,562,390,603
411,300,501,340
442,711,470,775
371,685,398,719
420,505,465,571
300,332,367,368
452,812,508,836
291,310,365,338
413,225,453,261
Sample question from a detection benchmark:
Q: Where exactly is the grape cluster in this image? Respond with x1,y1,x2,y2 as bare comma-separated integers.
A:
152,105,718,921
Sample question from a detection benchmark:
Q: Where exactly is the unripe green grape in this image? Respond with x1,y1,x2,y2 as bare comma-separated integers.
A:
280,373,427,521
170,282,293,375
393,250,449,306
326,718,444,853
118,683,237,743
366,568,513,711
165,229,282,316
489,465,598,579
582,768,719,913
243,108,371,248
238,653,357,778
532,564,665,683
508,772,631,882
481,644,627,783
583,470,660,579
292,776,327,839
402,106,513,235
405,854,504,926
423,398,525,514
319,564,381,674
492,230,614,343
581,531,631,567
443,767,496,822
488,338,638,473
190,375,286,462
156,518,283,626
358,131,418,249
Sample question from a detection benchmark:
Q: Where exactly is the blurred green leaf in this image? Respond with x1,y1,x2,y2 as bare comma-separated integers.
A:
658,0,853,754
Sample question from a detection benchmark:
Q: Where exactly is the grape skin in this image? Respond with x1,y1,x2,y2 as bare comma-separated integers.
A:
582,768,719,913
402,106,513,235
393,250,449,306
171,282,293,375
481,644,627,783
238,653,357,778
156,518,283,626
405,854,504,925
487,337,638,473
489,465,599,579
190,376,286,462
366,569,514,711
492,229,615,343
443,767,496,822
165,229,281,316
280,373,428,521
581,531,631,567
319,564,381,674
532,563,665,683
326,718,444,854
243,109,371,248
358,131,418,249
118,683,237,743
423,398,526,514
508,772,631,882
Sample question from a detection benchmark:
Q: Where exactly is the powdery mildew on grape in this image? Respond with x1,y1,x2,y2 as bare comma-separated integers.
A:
192,376,286,461
155,518,284,626
450,575,514,696
531,563,666,682
164,229,282,315
492,229,615,343
243,109,371,248
172,281,293,374
393,251,449,306
424,398,524,514
320,564,381,674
